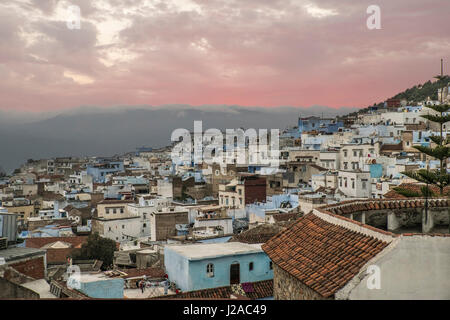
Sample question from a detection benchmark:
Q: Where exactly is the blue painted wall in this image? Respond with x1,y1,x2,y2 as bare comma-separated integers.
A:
370,164,383,178
86,161,124,183
78,278,124,299
165,249,273,292
298,117,343,134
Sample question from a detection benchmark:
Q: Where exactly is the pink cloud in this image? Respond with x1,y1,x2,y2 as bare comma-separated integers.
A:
0,0,449,112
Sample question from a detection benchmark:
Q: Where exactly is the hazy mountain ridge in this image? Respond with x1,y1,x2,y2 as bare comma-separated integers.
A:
0,105,358,173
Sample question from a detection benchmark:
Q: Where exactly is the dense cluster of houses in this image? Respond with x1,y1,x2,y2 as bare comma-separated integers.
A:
1,86,450,299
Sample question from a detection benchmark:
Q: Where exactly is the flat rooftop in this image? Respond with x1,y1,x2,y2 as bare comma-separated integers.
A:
21,279,56,299
0,247,46,262
166,242,263,260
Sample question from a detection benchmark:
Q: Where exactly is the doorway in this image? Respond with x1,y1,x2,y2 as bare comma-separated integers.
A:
230,263,240,285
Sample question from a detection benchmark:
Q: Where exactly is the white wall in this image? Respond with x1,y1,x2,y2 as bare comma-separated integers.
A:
194,218,233,235
102,217,144,242
343,236,450,300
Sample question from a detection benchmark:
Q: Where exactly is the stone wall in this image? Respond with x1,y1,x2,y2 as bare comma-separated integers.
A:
273,264,327,300
10,256,45,279
0,278,39,299
154,212,189,241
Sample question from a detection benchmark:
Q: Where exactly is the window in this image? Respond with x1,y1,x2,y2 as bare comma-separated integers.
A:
122,225,125,229
344,162,348,170
106,208,110,214
143,223,147,227
269,261,273,270
249,262,254,271
206,263,214,277
120,208,124,214
113,208,117,214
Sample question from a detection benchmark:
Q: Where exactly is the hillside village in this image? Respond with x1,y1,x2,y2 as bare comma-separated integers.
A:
1,78,450,300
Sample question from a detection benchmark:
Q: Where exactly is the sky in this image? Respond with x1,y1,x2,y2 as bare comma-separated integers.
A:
0,0,449,112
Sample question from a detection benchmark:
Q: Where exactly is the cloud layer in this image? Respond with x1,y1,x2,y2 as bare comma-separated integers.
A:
1,0,449,111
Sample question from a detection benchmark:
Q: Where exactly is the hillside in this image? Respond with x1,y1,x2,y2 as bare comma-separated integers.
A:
349,75,450,116
391,75,450,102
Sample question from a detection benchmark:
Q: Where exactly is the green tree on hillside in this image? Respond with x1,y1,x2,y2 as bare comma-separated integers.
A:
401,74,450,198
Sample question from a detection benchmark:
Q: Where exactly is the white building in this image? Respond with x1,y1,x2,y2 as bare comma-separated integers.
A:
338,170,371,198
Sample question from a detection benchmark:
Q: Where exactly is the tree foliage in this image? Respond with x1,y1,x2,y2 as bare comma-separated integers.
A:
393,75,450,102
402,77,450,196
72,232,117,270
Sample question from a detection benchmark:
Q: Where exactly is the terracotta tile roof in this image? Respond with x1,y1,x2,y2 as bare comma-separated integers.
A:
229,224,288,244
98,199,135,204
152,280,273,300
25,236,88,249
320,198,450,216
383,183,450,199
402,233,450,237
271,212,298,222
117,267,166,279
262,213,390,298
380,142,403,152
41,191,66,201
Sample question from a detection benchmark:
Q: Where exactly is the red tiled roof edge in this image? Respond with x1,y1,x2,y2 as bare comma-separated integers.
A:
313,209,398,241
150,280,273,300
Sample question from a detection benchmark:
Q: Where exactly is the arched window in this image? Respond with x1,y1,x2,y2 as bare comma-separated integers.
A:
206,263,214,277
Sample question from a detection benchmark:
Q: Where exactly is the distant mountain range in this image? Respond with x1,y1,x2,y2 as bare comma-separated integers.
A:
3,75,449,175
0,105,358,174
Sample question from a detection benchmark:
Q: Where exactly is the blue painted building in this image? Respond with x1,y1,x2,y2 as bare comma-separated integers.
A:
72,274,124,299
398,106,422,113
86,160,124,183
246,193,299,222
280,127,302,139
298,116,343,134
165,242,273,292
